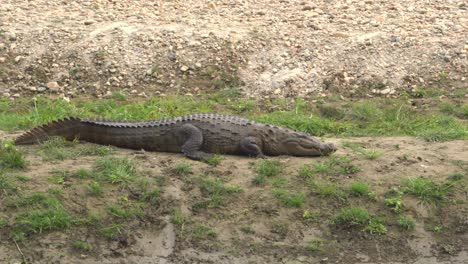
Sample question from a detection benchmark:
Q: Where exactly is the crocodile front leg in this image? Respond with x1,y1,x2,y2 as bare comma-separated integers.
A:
178,124,213,160
240,136,265,158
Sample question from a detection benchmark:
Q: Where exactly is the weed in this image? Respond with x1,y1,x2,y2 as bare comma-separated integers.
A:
332,207,370,228
273,190,305,208
203,155,224,166
48,187,64,197
16,209,72,234
101,224,122,239
0,141,26,169
240,225,255,234
48,171,69,184
87,181,103,196
0,175,17,196
107,204,143,220
297,165,315,179
396,215,415,231
441,244,456,255
111,91,127,101
311,181,347,201
174,162,193,175
16,175,31,182
318,104,345,119
271,222,289,237
438,72,449,79
312,155,360,176
404,177,450,203
303,210,320,222
307,239,324,252
270,177,288,188
384,197,405,213
362,219,387,235
192,225,217,240
75,168,92,179
446,173,464,182
73,240,92,252
256,160,283,177
94,157,136,185
170,208,188,226
140,188,160,205
0,218,7,228
195,177,242,208
39,137,77,161
251,175,266,186
350,182,375,199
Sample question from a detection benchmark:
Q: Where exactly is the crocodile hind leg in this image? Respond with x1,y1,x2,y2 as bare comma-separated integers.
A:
179,124,213,160
240,136,266,158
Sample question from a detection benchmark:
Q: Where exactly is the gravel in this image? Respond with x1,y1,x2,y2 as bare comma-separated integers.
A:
0,0,466,100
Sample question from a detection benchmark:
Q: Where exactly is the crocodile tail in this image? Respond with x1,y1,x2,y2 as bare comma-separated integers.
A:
14,117,82,145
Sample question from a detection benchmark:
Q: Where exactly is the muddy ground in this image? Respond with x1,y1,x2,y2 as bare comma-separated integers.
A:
0,136,467,264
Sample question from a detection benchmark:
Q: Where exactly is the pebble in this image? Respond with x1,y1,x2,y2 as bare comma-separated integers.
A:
46,81,61,91
180,65,189,72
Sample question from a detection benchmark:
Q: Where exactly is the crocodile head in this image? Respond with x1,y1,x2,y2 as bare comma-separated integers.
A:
274,131,337,156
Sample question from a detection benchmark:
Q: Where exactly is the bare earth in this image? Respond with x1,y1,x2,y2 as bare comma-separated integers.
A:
0,135,467,264
0,0,467,99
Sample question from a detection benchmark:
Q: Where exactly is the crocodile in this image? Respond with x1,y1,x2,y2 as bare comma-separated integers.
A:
14,114,337,160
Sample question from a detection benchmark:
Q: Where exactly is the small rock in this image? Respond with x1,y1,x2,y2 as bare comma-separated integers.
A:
0,57,5,63
37,87,47,92
84,20,95,25
14,56,22,62
46,81,60,91
6,32,17,41
12,93,20,98
29,86,37,91
180,65,189,72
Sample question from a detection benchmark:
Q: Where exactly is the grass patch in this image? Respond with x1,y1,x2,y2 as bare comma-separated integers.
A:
192,225,217,240
384,197,405,213
403,177,451,203
349,182,375,199
170,208,189,226
396,215,416,231
342,141,383,160
0,141,27,169
73,240,92,252
273,190,306,208
255,160,283,177
307,239,325,252
87,181,103,196
106,204,143,220
297,165,315,179
203,155,224,166
312,155,360,176
94,157,136,185
311,181,347,201
0,174,18,196
139,188,161,205
332,207,386,235
174,162,193,175
15,175,31,182
194,177,243,209
39,137,112,161
101,224,123,239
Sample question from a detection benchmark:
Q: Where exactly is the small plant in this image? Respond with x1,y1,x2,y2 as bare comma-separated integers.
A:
251,175,266,186
101,224,122,239
273,190,306,208
342,141,383,160
307,239,324,252
256,160,283,177
312,181,347,201
240,225,255,234
0,218,7,228
404,177,450,203
16,175,31,182
362,219,387,235
87,181,103,196
0,141,26,169
350,182,373,197
384,197,404,213
140,188,160,205
111,90,127,101
332,207,370,228
170,208,188,226
106,204,143,220
48,171,69,184
297,165,315,179
94,157,136,185
303,210,319,222
16,208,72,234
195,177,242,208
48,187,64,197
312,155,360,176
438,72,449,79
73,240,92,252
271,222,289,237
174,162,193,175
192,225,217,240
75,168,92,179
203,155,223,166
39,137,77,161
396,215,416,231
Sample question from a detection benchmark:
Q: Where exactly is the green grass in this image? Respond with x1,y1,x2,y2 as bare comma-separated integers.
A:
0,174,17,196
94,157,136,185
297,165,315,179
0,96,466,141
384,197,405,213
396,215,416,231
203,155,224,166
170,208,189,226
0,218,7,228
255,160,283,177
87,181,103,196
403,177,451,203
139,188,160,205
311,181,347,201
75,168,92,179
349,182,375,199
332,207,386,235
307,239,324,252
101,224,123,239
342,141,383,160
194,177,243,209
311,155,360,176
273,190,306,208
192,225,217,240
174,162,193,175
16,175,31,182
0,141,27,169
106,204,143,220
73,240,93,252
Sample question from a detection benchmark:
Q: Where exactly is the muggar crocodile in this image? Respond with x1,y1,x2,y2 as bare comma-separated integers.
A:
14,114,337,160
